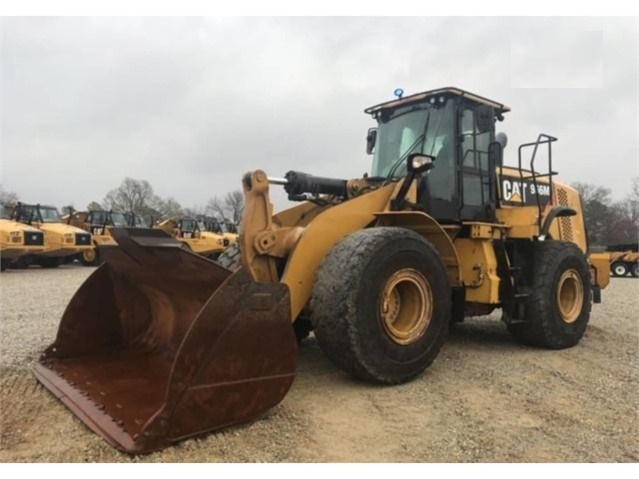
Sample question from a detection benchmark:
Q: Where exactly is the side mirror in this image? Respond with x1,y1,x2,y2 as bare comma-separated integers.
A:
366,128,377,155
406,153,435,174
476,105,494,133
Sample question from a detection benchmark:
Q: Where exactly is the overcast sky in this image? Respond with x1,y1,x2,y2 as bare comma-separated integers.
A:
1,16,637,212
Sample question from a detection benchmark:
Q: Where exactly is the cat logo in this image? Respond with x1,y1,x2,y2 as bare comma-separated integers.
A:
501,176,551,206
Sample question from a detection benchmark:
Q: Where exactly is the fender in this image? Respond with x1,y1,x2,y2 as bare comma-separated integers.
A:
374,211,462,287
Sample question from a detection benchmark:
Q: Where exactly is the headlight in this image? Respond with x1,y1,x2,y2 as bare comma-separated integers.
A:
64,233,74,239
9,231,20,237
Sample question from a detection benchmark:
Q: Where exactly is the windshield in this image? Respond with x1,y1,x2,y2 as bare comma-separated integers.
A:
39,206,61,223
179,219,197,233
110,212,127,227
370,100,454,178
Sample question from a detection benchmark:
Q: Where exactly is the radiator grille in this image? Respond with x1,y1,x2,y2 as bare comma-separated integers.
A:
556,187,573,242
75,233,91,246
24,231,44,246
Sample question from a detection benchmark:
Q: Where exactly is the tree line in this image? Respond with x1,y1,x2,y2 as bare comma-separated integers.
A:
1,176,637,246
571,177,638,247
0,178,244,226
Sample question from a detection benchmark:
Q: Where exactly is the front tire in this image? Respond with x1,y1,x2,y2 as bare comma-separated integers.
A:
80,247,101,266
311,227,451,384
508,241,591,349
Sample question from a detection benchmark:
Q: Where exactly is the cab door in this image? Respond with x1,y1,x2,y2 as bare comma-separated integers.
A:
458,104,496,221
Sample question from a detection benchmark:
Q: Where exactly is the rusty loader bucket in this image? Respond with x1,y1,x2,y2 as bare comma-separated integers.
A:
33,228,297,453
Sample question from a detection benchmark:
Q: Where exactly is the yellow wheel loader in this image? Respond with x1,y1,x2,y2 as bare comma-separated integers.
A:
34,87,609,453
0,205,47,271
155,217,229,259
9,203,93,268
65,210,128,266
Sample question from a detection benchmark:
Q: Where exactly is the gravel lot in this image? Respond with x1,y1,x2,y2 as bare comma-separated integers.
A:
1,264,638,462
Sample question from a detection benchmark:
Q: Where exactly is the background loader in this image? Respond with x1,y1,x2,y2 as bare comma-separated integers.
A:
35,87,608,453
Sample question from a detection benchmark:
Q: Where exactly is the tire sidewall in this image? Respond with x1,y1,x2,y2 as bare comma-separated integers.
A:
350,235,450,380
533,244,591,346
611,262,628,277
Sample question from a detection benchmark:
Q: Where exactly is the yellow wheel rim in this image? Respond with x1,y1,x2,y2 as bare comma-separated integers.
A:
379,268,433,345
83,248,96,262
556,269,583,324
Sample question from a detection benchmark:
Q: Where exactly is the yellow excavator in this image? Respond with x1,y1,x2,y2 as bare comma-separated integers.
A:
34,87,609,453
0,205,47,271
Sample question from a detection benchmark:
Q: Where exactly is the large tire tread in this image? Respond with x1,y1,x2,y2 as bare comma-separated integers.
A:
508,241,591,349
311,227,450,384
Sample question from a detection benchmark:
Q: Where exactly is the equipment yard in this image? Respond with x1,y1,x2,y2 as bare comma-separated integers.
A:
1,265,637,463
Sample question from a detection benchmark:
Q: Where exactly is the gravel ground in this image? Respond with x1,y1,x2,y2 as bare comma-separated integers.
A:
0,263,638,462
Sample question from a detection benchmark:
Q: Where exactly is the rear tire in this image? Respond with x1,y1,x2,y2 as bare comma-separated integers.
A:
508,241,591,349
0,259,11,272
611,261,628,277
630,263,638,278
311,227,450,384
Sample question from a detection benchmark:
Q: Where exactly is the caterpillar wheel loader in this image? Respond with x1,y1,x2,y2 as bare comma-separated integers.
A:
65,210,127,266
155,217,229,259
0,205,47,271
34,87,609,453
9,203,93,268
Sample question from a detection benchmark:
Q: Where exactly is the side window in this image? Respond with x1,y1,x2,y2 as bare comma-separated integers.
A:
461,107,492,208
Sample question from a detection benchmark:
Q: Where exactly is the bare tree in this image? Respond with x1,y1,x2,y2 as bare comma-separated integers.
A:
0,185,18,206
572,182,613,245
86,201,104,211
224,190,244,224
206,190,244,224
103,178,155,215
61,205,75,215
150,196,183,220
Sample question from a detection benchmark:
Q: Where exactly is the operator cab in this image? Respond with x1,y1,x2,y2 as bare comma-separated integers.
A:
12,203,62,224
365,87,510,223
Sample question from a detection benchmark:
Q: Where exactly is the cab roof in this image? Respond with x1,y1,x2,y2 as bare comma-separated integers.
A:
364,87,511,116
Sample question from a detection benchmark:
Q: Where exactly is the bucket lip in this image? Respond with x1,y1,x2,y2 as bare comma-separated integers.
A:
33,362,153,453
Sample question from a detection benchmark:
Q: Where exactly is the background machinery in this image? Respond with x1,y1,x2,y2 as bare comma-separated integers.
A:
8,202,93,268
199,216,238,246
155,217,229,259
34,87,608,453
65,210,128,266
0,205,46,271
607,243,638,277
